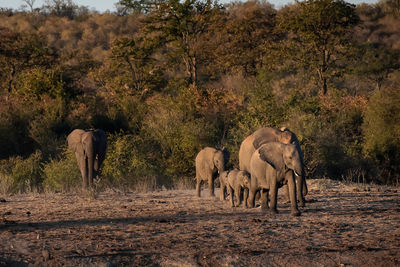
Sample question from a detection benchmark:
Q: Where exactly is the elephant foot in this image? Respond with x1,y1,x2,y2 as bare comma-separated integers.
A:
291,209,301,216
298,201,306,208
269,208,279,214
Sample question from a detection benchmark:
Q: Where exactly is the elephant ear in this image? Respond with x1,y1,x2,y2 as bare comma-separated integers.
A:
67,129,85,156
258,143,285,171
252,127,279,149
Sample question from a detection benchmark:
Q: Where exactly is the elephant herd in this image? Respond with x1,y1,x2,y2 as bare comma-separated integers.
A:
66,126,307,216
195,127,308,216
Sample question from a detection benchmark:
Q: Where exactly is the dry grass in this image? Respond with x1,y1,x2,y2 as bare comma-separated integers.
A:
0,179,399,266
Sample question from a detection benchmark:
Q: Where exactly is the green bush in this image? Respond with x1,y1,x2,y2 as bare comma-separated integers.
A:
0,151,44,193
143,91,218,179
285,91,366,180
102,133,161,190
42,148,81,192
363,86,400,184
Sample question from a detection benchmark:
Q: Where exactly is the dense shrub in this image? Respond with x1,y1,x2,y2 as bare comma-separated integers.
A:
101,133,162,190
363,85,400,184
0,151,43,193
42,148,81,192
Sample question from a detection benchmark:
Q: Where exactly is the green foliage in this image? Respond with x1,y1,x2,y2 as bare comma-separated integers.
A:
14,67,68,99
143,89,218,178
42,148,81,192
101,133,161,190
363,86,400,183
0,151,43,193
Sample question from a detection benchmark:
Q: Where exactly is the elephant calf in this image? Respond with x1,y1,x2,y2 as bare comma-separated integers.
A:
226,169,251,208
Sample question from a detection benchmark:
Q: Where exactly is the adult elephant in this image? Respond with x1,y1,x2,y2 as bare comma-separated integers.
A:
67,129,107,190
195,147,229,197
239,127,307,206
248,142,301,216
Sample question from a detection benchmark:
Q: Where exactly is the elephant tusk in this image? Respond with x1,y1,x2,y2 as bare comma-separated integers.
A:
294,171,300,177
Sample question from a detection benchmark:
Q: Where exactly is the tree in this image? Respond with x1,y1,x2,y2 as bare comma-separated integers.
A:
145,0,222,89
211,0,277,76
278,0,360,94
352,43,400,91
110,36,164,98
0,27,53,99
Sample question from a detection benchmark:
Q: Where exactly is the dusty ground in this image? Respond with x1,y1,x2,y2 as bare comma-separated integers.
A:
0,179,399,267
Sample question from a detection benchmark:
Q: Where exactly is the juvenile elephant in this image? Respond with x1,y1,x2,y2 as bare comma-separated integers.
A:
248,142,301,216
226,169,251,208
219,170,230,201
195,147,229,197
67,129,107,190
239,127,307,206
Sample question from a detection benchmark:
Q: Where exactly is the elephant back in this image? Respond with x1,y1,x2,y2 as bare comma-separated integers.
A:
252,127,281,149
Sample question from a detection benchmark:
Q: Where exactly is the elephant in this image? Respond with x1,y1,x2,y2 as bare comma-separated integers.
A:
67,129,107,190
226,169,251,208
219,170,230,201
248,142,302,216
195,147,229,197
239,127,307,207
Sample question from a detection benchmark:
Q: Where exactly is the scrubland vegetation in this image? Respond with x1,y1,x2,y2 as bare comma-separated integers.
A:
0,0,400,193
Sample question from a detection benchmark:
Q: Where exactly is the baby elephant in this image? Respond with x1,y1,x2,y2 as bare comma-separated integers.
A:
227,169,251,208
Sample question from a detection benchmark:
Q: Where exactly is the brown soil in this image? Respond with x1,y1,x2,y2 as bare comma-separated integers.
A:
1,179,399,266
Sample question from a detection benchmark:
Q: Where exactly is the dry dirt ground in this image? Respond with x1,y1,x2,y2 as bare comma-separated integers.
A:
1,179,399,267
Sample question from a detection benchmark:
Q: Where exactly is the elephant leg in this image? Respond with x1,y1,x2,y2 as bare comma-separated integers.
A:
269,182,278,214
196,178,202,197
209,177,215,197
296,175,305,207
243,188,249,208
76,153,88,189
248,185,258,208
288,173,301,216
235,186,241,207
282,185,290,204
260,189,268,210
219,182,225,201
228,186,234,207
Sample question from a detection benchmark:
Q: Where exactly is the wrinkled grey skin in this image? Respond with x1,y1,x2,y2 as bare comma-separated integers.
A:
219,170,230,201
249,142,302,216
226,169,251,208
67,129,107,190
239,127,307,207
195,147,229,197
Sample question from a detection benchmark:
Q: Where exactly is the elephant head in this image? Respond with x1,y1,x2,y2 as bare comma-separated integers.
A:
67,129,107,190
258,142,302,180
213,149,227,174
237,171,251,189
